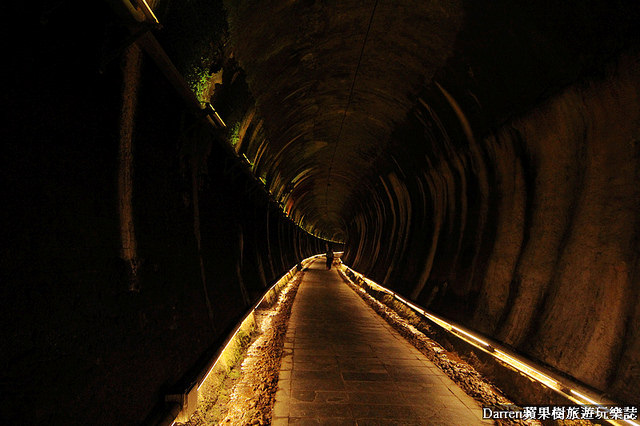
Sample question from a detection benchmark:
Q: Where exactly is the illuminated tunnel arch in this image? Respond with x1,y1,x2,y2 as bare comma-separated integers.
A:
3,0,640,424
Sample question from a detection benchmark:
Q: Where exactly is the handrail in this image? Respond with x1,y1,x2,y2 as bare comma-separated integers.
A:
109,0,226,130
158,254,322,426
338,262,639,426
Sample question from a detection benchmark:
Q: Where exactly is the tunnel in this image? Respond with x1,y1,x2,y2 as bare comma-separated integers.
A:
3,0,640,424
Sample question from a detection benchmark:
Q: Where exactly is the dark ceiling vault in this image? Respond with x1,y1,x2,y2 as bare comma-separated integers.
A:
223,0,639,242
225,0,463,240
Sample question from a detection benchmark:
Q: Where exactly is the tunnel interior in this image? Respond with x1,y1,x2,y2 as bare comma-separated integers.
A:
3,0,640,424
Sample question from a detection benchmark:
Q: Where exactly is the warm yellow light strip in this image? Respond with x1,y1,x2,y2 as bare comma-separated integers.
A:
493,349,559,390
138,0,159,24
571,389,603,405
340,264,638,426
197,256,317,391
197,312,254,391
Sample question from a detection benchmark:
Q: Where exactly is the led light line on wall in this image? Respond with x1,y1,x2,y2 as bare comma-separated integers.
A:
197,255,321,391
339,263,639,426
166,255,323,426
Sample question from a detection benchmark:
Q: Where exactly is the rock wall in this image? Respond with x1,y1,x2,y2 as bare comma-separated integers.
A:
1,4,324,424
344,50,640,404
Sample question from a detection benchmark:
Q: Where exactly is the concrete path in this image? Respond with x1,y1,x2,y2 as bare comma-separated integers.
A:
272,259,491,425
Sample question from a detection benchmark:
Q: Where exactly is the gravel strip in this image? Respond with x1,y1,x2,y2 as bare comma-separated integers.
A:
182,271,304,425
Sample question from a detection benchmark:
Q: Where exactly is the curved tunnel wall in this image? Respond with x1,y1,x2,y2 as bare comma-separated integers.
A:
5,1,640,423
1,6,327,424
343,50,640,405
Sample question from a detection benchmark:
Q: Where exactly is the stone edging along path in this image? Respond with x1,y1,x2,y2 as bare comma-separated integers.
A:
335,266,546,426
183,268,306,425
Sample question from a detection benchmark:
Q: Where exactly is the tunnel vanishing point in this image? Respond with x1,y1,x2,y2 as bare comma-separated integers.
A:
3,0,640,424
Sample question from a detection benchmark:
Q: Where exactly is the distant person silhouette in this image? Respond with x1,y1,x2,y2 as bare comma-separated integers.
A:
326,249,334,270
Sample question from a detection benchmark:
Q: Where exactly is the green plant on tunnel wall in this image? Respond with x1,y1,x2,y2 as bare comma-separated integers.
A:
228,121,241,148
188,65,217,105
157,0,227,104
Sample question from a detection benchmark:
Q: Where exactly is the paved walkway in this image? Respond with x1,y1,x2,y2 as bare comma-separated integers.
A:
273,259,490,425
